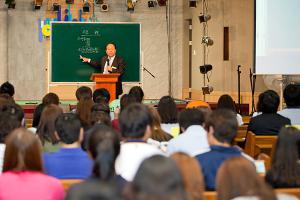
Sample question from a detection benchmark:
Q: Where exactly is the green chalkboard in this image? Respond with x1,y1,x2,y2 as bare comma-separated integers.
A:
51,22,141,82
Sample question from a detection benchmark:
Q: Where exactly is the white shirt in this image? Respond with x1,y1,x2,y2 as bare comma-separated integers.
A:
278,108,300,125
167,125,210,156
115,142,163,181
103,56,115,74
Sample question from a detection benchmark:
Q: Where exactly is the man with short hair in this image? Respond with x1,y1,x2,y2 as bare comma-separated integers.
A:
115,103,163,181
278,84,300,125
43,113,93,179
167,108,210,156
195,109,243,191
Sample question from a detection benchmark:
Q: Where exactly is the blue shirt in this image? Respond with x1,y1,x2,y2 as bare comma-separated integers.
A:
195,145,242,191
43,147,93,179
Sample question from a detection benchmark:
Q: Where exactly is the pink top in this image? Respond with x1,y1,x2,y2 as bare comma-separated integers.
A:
0,171,64,200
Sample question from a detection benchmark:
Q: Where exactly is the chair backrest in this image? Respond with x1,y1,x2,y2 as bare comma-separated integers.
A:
234,125,248,144
60,179,83,191
275,188,300,199
244,131,277,158
257,153,271,172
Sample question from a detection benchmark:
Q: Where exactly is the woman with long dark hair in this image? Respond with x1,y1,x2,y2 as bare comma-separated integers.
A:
266,127,300,188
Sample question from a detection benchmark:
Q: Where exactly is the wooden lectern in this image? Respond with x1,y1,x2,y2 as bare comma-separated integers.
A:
90,73,120,101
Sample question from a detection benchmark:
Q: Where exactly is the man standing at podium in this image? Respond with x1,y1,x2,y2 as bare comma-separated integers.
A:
80,43,125,98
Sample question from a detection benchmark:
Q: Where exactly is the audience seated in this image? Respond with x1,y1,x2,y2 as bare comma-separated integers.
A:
278,84,300,125
265,127,300,188
248,90,291,135
76,87,94,130
0,128,64,200
0,81,15,98
92,88,110,104
195,109,243,191
112,94,137,132
66,124,125,199
157,96,180,137
32,92,60,128
126,155,187,200
115,103,163,181
216,157,277,200
147,105,173,142
36,104,63,152
128,86,144,103
43,113,93,179
167,108,210,156
217,94,243,126
171,152,204,200
0,103,24,173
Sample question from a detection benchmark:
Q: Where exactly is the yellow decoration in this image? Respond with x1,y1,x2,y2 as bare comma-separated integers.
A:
42,24,51,37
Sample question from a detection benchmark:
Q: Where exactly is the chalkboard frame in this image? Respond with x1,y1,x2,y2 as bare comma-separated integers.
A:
50,22,141,83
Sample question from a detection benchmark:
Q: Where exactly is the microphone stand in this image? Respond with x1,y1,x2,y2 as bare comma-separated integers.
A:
237,65,241,114
250,68,256,114
143,66,156,78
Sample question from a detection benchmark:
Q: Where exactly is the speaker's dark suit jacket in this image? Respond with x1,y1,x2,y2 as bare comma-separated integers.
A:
89,55,125,97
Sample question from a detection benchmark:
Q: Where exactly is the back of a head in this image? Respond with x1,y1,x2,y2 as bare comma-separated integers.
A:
77,97,94,128
205,109,237,145
171,152,204,200
179,108,205,130
66,180,122,200
37,104,63,145
55,113,82,144
131,155,186,200
88,124,120,180
3,128,43,172
42,92,59,105
93,88,111,104
283,84,300,108
258,90,280,113
129,86,144,103
0,104,24,143
216,157,276,200
90,103,111,126
119,103,152,139
0,81,15,97
120,93,138,112
157,96,178,124
75,86,92,101
217,94,236,112
271,127,300,186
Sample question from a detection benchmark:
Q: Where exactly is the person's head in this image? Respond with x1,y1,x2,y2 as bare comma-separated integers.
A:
217,94,237,113
147,105,172,142
88,124,120,180
119,103,152,140
0,81,15,97
179,108,205,132
258,90,280,113
270,127,300,186
283,84,300,108
77,95,94,128
171,153,204,200
157,96,178,124
3,128,43,172
129,86,144,103
93,88,110,104
129,155,187,200
205,109,237,145
75,86,93,101
216,157,276,200
105,43,117,58
37,104,63,145
90,104,111,127
55,113,83,145
0,94,15,105
120,93,138,112
66,180,122,200
42,92,59,105
0,104,24,143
